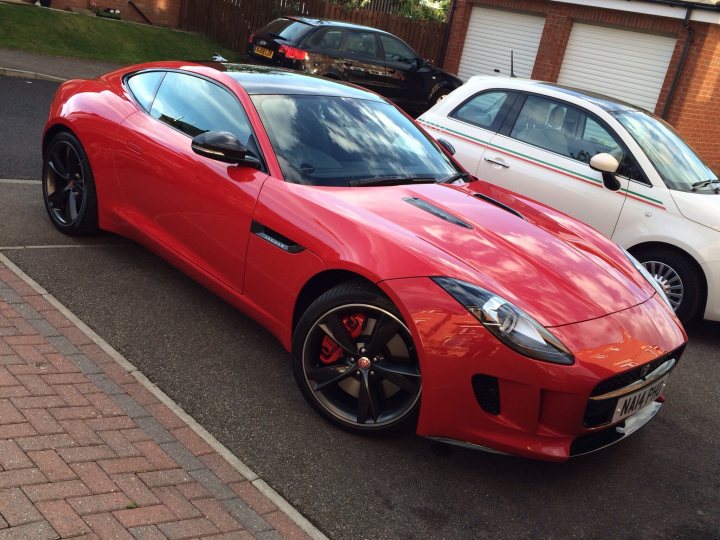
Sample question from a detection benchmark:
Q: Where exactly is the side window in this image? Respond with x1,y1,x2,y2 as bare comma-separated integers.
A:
308,29,343,50
378,35,416,63
450,91,512,131
341,31,379,58
511,95,627,167
150,72,252,143
126,71,165,112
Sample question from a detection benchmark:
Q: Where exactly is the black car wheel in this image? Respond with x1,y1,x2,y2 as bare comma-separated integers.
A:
42,132,99,235
633,246,704,324
292,282,421,434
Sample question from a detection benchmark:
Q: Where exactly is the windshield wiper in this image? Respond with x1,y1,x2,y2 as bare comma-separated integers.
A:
437,171,471,184
348,176,436,187
691,179,720,192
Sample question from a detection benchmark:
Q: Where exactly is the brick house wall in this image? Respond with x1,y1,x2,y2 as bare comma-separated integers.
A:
443,0,720,171
44,0,181,27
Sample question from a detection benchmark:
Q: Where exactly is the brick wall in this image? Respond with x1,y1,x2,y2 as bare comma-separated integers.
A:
46,0,181,27
444,0,720,171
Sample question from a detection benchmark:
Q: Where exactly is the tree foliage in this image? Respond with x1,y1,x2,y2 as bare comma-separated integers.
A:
332,0,451,21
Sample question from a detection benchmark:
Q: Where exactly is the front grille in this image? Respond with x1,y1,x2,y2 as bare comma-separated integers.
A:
583,346,684,428
590,346,684,397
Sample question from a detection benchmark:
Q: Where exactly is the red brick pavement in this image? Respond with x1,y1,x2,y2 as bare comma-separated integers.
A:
0,260,317,540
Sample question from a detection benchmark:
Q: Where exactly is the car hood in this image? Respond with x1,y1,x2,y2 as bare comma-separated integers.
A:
669,189,720,233
312,182,654,328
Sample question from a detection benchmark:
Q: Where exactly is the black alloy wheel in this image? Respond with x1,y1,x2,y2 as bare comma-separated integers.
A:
293,282,421,433
42,132,99,235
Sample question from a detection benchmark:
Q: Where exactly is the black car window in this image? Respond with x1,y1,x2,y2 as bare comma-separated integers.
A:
308,28,343,50
341,31,379,58
261,18,313,43
378,35,416,63
451,91,512,131
126,71,165,112
150,72,252,143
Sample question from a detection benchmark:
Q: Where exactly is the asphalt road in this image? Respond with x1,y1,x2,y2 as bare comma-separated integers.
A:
1,75,719,539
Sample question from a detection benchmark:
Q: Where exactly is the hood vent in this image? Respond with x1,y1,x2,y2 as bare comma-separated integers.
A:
473,193,527,221
403,197,473,229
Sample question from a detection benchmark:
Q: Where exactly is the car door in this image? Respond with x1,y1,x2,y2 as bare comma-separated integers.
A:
423,89,517,175
115,70,268,293
339,30,387,93
375,34,424,105
303,27,345,78
477,93,632,237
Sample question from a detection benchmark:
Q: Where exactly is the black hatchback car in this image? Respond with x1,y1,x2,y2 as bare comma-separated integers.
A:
247,17,463,116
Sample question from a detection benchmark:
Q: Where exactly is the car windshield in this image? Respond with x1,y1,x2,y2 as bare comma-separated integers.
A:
251,95,458,186
612,110,717,192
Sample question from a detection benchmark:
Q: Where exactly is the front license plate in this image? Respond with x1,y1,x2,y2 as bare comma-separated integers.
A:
611,375,669,423
254,46,274,59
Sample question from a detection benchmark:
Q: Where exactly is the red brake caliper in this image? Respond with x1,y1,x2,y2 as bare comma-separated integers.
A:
319,313,366,364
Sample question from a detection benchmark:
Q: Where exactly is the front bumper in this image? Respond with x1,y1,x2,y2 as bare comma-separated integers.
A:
380,277,687,461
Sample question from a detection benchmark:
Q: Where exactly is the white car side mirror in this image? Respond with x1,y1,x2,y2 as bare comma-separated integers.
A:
590,153,621,191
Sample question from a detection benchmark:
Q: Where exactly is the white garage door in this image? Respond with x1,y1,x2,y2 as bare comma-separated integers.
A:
457,7,545,81
557,24,677,112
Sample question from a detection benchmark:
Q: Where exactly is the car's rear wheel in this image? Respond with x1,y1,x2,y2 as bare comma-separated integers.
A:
633,246,704,323
42,131,99,235
292,282,421,434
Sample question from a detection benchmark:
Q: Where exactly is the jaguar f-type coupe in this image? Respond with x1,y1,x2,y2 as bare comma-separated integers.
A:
41,62,687,460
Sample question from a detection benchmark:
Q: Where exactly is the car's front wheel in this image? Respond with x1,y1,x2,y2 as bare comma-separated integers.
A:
634,246,704,324
42,131,99,235
292,282,421,434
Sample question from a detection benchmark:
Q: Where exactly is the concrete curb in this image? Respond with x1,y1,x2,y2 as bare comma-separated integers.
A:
0,66,67,82
0,251,329,540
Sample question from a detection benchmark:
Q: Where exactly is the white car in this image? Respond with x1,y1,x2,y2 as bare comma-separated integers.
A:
418,76,720,324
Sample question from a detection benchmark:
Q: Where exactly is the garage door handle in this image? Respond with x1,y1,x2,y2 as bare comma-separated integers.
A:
484,156,509,168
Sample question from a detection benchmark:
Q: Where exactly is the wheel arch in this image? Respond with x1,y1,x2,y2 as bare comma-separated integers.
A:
42,122,76,157
292,270,382,334
628,241,708,310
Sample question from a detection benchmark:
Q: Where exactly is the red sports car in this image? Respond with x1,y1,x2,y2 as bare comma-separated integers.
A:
42,62,687,460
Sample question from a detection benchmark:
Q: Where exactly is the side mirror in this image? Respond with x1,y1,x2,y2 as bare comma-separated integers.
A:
437,138,456,155
191,131,260,167
410,57,426,70
590,153,621,191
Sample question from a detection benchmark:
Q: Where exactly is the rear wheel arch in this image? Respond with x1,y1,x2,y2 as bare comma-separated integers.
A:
628,241,707,321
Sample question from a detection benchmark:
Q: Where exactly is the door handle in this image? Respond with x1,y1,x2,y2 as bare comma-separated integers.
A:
387,68,396,74
343,61,353,67
126,142,143,154
484,156,509,168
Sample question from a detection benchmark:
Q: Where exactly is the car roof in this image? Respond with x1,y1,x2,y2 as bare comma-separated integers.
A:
282,16,394,35
467,75,646,114
216,63,386,100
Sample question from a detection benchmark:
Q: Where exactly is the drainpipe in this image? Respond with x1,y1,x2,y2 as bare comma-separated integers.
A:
439,0,458,68
661,7,694,119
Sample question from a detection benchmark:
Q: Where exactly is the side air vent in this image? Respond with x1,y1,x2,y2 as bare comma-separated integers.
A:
403,197,473,229
473,193,527,221
472,374,500,415
251,221,305,253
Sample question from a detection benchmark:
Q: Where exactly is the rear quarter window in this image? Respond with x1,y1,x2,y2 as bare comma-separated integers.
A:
126,71,165,111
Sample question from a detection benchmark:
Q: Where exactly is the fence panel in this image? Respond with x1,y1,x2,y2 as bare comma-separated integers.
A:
179,0,447,64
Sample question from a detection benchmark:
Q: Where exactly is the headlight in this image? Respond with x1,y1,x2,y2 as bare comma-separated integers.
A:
433,277,574,365
623,249,673,311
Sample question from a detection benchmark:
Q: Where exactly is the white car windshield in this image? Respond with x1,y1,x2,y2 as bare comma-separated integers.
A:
613,110,717,192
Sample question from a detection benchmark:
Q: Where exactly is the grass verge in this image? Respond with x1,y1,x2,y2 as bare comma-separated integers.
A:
0,3,242,64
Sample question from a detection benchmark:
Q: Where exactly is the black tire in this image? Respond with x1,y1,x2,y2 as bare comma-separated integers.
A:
42,131,99,236
633,246,704,324
292,281,421,434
